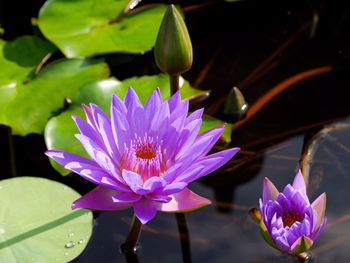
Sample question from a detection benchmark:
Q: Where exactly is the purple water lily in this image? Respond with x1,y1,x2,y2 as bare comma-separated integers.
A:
259,171,327,255
46,88,239,224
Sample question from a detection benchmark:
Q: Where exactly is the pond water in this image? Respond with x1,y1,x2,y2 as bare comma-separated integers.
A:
1,0,350,262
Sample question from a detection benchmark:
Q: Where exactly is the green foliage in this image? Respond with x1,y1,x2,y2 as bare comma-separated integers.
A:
0,177,93,262
0,36,56,122
1,58,109,135
38,0,167,58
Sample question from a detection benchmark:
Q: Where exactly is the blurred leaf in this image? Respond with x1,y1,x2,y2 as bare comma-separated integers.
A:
2,58,109,135
0,36,56,122
38,0,167,58
0,177,93,262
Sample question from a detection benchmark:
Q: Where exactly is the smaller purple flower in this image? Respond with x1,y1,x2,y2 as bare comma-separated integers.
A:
259,171,326,255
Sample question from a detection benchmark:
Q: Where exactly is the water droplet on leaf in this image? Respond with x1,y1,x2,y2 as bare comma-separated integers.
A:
65,241,75,248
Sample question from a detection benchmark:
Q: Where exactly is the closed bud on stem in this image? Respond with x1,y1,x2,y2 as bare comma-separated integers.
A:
154,5,193,76
223,86,248,119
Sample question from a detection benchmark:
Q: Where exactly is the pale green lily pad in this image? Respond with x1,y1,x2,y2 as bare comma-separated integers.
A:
2,58,109,135
0,177,93,262
0,36,57,122
38,0,167,58
45,74,230,175
200,115,232,143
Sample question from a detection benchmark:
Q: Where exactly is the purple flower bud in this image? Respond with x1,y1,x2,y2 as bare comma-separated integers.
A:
259,171,327,255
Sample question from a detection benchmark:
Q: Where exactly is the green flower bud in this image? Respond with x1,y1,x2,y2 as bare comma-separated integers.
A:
223,87,248,119
154,5,193,76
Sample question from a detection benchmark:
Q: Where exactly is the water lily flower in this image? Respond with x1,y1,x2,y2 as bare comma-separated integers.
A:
46,88,239,224
259,171,327,255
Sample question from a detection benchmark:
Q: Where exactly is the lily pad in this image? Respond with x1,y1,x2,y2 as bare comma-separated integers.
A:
0,177,93,262
38,0,167,58
0,36,57,122
2,58,109,135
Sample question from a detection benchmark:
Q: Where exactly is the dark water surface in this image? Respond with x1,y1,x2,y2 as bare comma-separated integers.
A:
1,0,350,262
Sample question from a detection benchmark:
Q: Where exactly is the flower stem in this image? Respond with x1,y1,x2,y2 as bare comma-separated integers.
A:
121,214,143,253
170,75,180,95
175,213,192,263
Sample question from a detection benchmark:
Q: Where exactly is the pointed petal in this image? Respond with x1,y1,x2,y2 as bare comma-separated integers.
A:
124,87,143,109
143,177,166,191
185,108,204,124
121,170,144,193
311,193,327,231
72,186,132,210
167,90,181,112
159,182,188,195
82,104,96,128
157,188,211,212
290,236,314,255
90,104,120,160
72,116,103,148
263,177,279,203
134,198,157,224
292,170,307,194
178,147,240,183
112,192,141,203
176,125,225,162
111,94,127,114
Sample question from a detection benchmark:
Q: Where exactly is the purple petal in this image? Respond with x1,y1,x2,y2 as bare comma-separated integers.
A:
121,170,144,193
112,192,141,203
157,188,211,212
167,90,181,112
90,103,120,160
292,170,307,195
185,108,204,124
111,106,131,151
72,116,104,149
134,198,157,224
178,147,240,183
82,104,96,129
176,125,225,162
143,177,166,192
311,193,327,231
111,94,127,114
124,87,143,110
159,182,188,195
145,194,172,203
263,177,280,203
75,134,119,176
72,186,132,210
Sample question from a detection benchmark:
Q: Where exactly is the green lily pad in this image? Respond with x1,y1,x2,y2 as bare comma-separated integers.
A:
0,36,57,122
0,177,93,262
200,115,232,143
2,58,109,135
38,0,167,58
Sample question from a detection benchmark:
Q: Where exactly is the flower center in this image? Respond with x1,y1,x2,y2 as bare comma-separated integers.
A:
135,143,156,160
120,134,167,181
282,211,304,227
